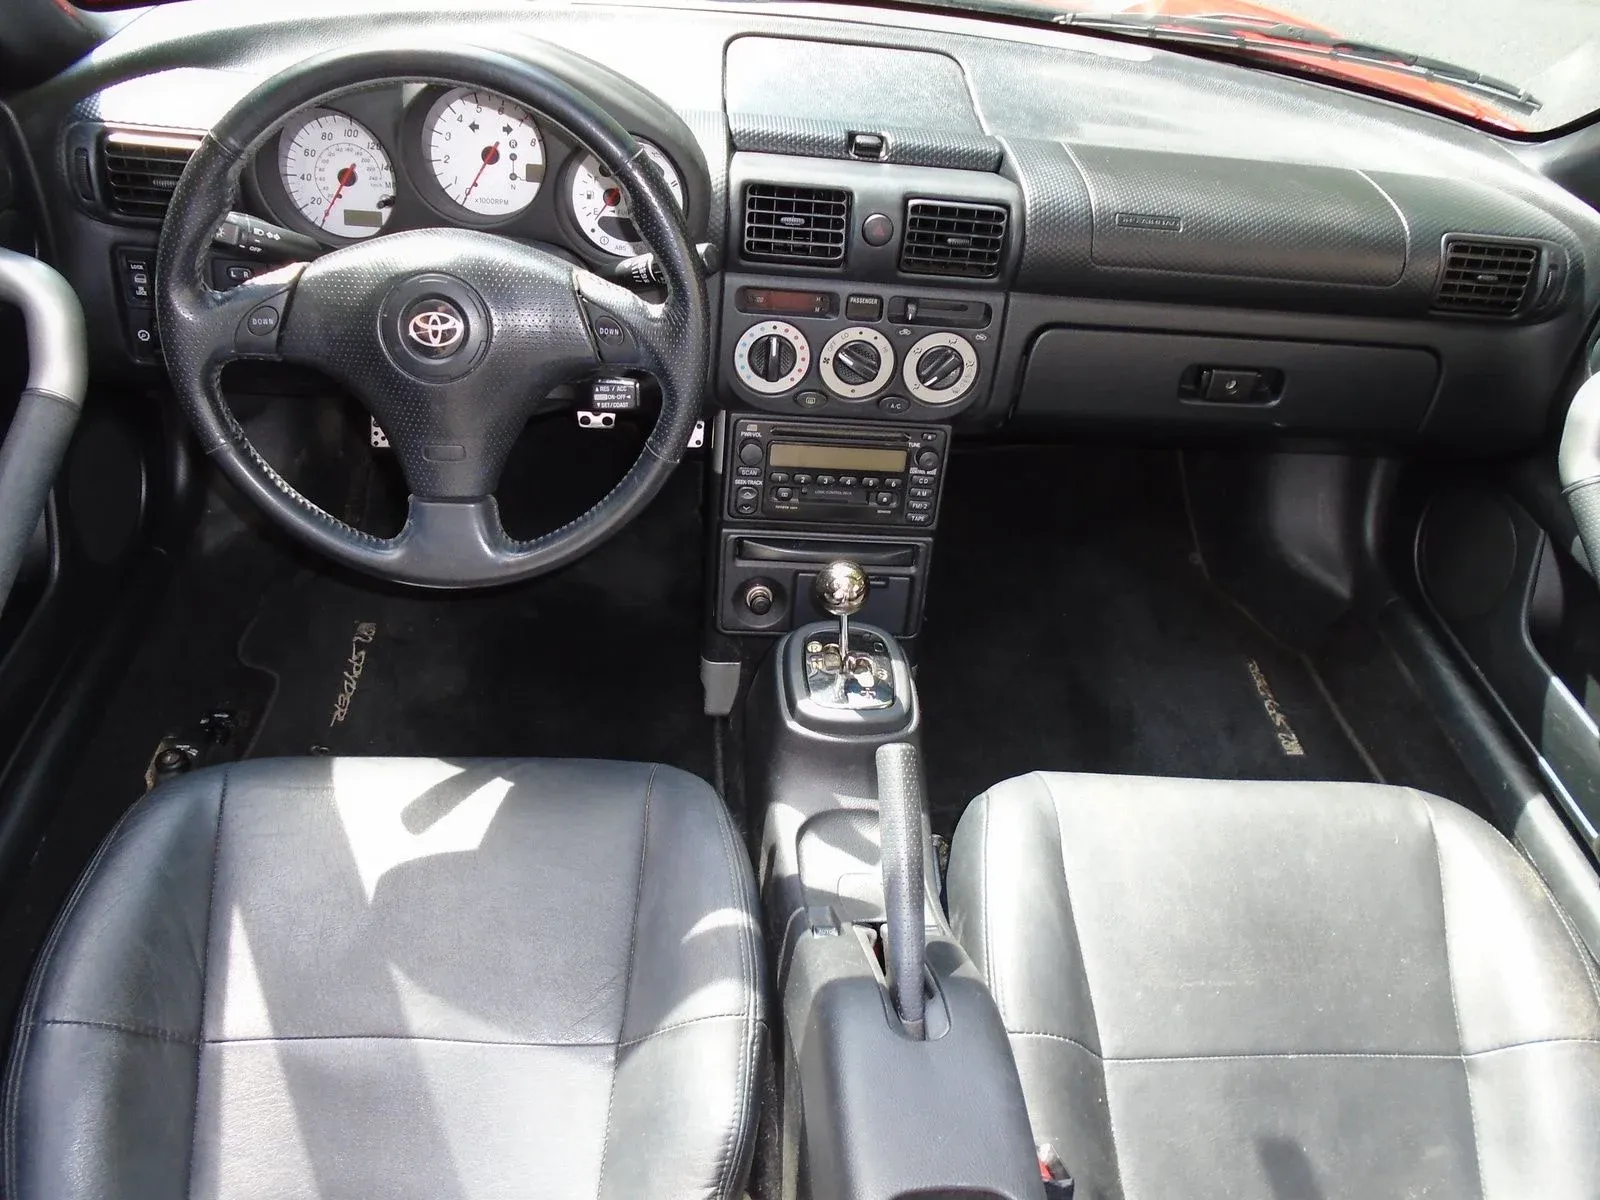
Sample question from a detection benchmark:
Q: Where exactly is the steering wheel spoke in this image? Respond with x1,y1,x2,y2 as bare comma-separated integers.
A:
164,262,305,371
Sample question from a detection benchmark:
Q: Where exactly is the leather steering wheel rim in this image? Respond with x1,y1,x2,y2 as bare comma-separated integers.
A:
156,40,708,588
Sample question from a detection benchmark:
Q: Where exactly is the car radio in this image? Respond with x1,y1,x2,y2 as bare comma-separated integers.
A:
726,417,948,528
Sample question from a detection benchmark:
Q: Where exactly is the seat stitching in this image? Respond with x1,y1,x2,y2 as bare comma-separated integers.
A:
2,775,160,1197
1518,846,1600,1005
1007,1030,1600,1060
708,769,758,1199
594,764,656,1200
981,788,999,1022
1425,797,1488,1200
182,767,228,1200
40,1018,195,1045
1040,773,1126,1200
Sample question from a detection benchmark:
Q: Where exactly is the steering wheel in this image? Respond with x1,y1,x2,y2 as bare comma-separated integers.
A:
156,42,708,587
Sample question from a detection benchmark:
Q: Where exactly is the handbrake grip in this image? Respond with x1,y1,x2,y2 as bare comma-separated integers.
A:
876,741,927,1038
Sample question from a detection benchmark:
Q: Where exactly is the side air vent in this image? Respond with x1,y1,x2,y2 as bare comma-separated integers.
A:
901,198,1008,279
743,183,850,265
1434,237,1541,316
98,130,201,221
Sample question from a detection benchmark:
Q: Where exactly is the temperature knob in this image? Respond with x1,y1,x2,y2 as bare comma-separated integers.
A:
819,326,895,400
734,321,810,395
902,331,979,405
747,334,797,384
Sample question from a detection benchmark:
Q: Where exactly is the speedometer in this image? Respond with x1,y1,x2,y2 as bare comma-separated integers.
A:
278,109,395,239
424,88,545,218
569,141,685,257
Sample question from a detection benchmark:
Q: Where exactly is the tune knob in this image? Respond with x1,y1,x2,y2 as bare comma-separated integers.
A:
915,346,966,391
831,340,882,387
747,333,797,384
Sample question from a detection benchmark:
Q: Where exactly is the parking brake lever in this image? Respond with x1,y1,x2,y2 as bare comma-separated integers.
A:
876,742,927,1039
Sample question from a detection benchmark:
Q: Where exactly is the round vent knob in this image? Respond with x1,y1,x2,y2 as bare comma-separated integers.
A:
831,340,882,387
747,333,798,384
915,345,966,391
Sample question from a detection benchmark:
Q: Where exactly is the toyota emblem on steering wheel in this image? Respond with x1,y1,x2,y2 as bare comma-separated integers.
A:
404,301,467,358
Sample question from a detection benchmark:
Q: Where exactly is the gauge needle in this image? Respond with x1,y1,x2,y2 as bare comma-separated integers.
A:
462,143,501,203
320,164,357,227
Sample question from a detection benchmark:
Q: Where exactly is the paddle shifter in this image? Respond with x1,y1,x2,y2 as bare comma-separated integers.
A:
807,561,895,710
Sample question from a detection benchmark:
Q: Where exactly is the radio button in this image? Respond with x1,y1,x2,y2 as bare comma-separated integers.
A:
839,475,858,486
861,476,880,488
884,478,902,490
906,511,932,525
773,487,795,502
816,474,836,485
916,449,941,470
793,473,813,485
736,466,761,480
739,440,764,466
907,499,933,513
909,486,934,499
768,471,790,484
874,491,897,507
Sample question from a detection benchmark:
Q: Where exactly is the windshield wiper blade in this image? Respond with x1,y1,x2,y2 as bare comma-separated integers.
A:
1056,11,1541,115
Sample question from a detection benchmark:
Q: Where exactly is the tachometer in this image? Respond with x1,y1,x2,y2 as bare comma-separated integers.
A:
424,88,545,217
278,109,395,239
569,141,685,257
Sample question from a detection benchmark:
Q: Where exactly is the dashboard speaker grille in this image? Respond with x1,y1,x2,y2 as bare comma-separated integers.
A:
901,198,1007,278
1434,237,1540,315
743,183,850,265
98,130,201,221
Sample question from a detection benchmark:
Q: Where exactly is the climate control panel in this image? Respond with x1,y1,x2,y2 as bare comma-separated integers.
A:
719,272,1004,421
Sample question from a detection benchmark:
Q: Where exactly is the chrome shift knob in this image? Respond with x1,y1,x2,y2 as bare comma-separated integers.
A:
814,560,869,617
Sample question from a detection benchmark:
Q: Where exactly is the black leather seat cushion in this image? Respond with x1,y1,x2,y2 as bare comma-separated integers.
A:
947,772,1600,1200
4,757,764,1199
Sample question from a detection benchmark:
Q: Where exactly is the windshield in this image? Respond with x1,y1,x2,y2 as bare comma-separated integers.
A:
970,0,1599,133
69,0,1600,135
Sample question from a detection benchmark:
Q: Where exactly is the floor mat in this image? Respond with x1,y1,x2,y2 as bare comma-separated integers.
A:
237,467,709,774
917,445,1375,832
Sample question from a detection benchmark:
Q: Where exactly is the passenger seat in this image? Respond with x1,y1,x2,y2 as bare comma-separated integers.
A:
946,773,1600,1199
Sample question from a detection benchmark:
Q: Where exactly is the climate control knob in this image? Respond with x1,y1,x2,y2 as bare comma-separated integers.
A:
747,333,797,384
734,321,810,395
902,331,979,406
818,326,895,400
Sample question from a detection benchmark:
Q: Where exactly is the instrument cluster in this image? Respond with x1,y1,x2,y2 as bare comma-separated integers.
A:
248,84,695,263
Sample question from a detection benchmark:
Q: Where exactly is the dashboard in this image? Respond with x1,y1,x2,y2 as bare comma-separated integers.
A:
10,0,1600,454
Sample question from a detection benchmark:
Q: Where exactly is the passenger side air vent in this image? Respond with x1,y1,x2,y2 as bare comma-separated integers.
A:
742,183,850,265
900,199,1008,279
98,130,201,221
1434,237,1541,316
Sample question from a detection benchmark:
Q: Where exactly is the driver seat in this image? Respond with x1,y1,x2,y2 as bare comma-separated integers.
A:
2,757,764,1199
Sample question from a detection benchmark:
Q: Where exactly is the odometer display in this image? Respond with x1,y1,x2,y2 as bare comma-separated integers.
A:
569,141,685,257
424,88,545,218
277,109,395,239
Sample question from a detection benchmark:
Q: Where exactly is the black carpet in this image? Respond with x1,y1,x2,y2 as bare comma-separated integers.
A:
237,468,709,772
917,446,1379,832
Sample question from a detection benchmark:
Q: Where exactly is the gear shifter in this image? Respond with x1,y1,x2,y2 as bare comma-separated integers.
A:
806,561,895,710
814,560,869,665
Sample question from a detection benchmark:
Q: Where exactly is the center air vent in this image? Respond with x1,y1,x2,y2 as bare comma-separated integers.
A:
743,183,850,265
901,199,1008,279
98,130,201,221
1434,237,1541,316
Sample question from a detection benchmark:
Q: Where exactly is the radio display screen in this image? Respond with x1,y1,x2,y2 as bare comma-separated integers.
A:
768,443,907,472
